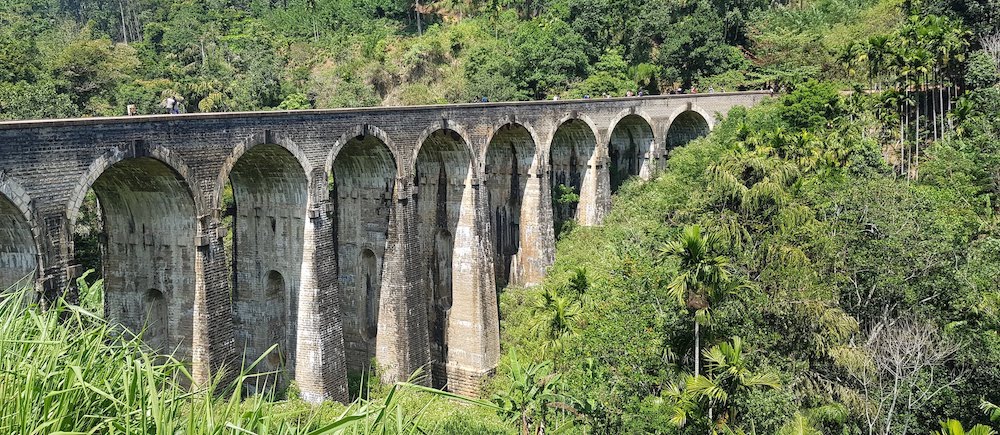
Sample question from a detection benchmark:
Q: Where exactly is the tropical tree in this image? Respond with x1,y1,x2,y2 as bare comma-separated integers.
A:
688,336,781,426
530,287,581,357
934,420,996,435
660,337,781,431
492,351,578,434
660,225,732,377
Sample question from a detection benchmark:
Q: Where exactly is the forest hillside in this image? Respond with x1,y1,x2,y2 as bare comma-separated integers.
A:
3,0,994,118
2,0,1000,433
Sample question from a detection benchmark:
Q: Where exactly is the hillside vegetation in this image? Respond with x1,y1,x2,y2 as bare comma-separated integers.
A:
5,0,992,118
3,0,1000,433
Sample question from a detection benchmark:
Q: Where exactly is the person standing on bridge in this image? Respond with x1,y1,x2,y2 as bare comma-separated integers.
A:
161,96,176,114
170,96,182,114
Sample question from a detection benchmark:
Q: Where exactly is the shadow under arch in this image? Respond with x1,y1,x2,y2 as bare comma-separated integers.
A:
412,122,477,171
215,131,313,212
484,122,537,290
665,108,713,152
67,145,204,229
80,155,198,362
327,131,398,374
608,113,656,192
549,117,599,235
0,177,39,291
224,140,310,396
414,127,475,390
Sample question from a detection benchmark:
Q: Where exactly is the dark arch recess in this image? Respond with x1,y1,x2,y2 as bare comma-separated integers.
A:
485,123,536,291
666,111,711,150
90,157,197,361
608,114,655,192
549,119,597,237
329,134,397,374
415,128,473,389
0,193,37,290
226,143,308,395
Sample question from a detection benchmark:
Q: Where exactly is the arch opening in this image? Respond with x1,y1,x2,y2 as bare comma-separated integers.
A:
549,119,597,238
0,193,36,291
666,111,711,150
73,189,103,288
329,134,396,374
608,115,655,192
225,143,308,395
87,157,196,361
415,129,473,389
485,123,536,291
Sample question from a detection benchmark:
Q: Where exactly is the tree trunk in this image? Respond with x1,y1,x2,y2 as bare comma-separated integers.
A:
694,319,701,377
932,72,938,142
899,100,905,178
118,0,128,44
415,1,423,35
902,96,908,177
939,83,945,136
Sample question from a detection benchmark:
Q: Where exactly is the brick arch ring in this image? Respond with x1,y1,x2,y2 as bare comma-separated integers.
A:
540,112,603,167
607,108,657,140
481,116,544,167
411,120,478,180
324,124,404,202
664,104,716,135
324,124,402,179
0,173,44,269
213,130,314,212
66,143,205,229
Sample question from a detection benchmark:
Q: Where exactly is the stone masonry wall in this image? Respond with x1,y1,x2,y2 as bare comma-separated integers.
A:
0,91,769,401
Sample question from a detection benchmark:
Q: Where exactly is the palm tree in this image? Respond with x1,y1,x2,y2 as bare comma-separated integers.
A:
690,337,781,423
866,35,891,89
661,225,731,377
665,337,780,430
934,420,995,435
530,287,580,357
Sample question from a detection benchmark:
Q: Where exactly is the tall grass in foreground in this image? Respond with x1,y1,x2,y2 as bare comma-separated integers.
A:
0,278,501,434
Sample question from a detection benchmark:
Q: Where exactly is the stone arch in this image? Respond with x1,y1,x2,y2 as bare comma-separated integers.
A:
226,141,309,394
547,113,601,156
482,118,543,164
81,155,198,362
664,106,713,152
484,123,537,290
608,113,656,191
328,131,397,373
215,131,313,212
67,144,203,229
0,176,39,291
412,122,477,174
325,124,402,178
549,117,600,234
415,127,475,389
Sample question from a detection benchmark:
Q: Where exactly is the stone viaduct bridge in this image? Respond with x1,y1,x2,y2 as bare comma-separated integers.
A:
0,91,768,402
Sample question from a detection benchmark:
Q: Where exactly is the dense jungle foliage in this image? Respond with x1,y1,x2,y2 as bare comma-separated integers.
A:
2,0,994,118
498,81,1000,433
3,0,1000,432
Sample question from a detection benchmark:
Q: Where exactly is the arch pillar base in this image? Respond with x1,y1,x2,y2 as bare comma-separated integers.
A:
442,177,499,394
446,363,495,397
376,190,432,386
296,204,349,404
